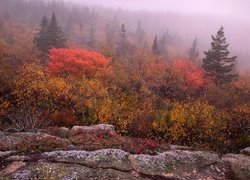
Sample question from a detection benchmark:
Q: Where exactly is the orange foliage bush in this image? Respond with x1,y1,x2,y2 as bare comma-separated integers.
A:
47,48,112,78
172,60,205,91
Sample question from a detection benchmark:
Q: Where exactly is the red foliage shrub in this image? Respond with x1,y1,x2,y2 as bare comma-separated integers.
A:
46,48,112,78
172,60,205,91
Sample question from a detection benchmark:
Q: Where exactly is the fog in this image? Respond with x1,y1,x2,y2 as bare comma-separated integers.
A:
65,0,250,71
3,0,250,71
71,0,250,21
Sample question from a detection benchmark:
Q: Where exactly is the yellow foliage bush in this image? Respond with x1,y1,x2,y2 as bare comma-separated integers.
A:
169,100,218,146
14,63,49,108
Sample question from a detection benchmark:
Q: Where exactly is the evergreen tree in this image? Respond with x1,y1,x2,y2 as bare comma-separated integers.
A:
188,37,199,61
152,35,160,55
116,24,128,55
202,26,238,84
34,13,67,53
34,15,49,53
45,13,67,51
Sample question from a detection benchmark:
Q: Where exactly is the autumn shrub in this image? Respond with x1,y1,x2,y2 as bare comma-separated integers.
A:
172,60,205,93
68,77,113,126
222,104,250,152
144,61,184,99
49,109,76,127
46,48,112,78
12,63,75,129
7,106,47,132
168,100,218,147
14,63,49,109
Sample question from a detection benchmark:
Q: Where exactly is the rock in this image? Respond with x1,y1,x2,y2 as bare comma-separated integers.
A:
43,149,132,171
169,144,194,151
240,147,250,156
0,161,26,176
0,132,71,151
69,124,117,136
0,151,16,158
39,127,70,139
5,155,31,162
129,150,229,179
222,153,250,180
9,162,141,180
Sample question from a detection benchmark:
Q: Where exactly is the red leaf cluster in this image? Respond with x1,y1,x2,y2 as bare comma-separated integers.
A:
172,60,205,90
47,48,112,78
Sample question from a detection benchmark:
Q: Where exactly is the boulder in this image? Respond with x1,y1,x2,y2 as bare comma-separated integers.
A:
129,150,229,179
43,149,132,171
69,124,117,136
0,132,71,151
240,147,250,156
222,153,250,180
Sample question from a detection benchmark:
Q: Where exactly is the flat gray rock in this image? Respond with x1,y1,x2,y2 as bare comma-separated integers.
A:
129,150,229,179
43,149,132,171
9,162,141,180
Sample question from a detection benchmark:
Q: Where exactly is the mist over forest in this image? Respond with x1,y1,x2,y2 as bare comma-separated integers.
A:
1,0,250,71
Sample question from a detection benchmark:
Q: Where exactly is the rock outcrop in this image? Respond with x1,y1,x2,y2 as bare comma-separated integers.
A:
0,132,71,151
222,153,250,180
69,124,117,136
0,124,249,179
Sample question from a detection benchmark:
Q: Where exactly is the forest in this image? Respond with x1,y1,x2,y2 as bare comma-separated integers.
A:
0,0,249,153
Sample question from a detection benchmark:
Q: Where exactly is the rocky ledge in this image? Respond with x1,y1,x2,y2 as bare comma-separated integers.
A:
0,124,249,179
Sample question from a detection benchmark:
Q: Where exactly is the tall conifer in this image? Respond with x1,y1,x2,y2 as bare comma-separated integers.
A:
203,26,238,84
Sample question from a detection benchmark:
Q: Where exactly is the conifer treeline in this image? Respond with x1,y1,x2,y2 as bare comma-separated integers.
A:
34,13,67,53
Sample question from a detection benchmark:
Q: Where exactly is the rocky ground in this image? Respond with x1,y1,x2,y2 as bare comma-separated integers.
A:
0,124,249,179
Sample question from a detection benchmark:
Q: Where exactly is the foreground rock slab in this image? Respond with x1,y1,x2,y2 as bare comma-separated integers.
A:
43,149,132,171
9,162,141,180
1,148,250,179
129,150,229,179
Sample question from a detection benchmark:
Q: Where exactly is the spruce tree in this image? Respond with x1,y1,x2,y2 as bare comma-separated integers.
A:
45,13,67,51
188,37,199,61
152,35,160,55
203,26,238,84
34,15,49,53
116,24,128,55
34,13,67,53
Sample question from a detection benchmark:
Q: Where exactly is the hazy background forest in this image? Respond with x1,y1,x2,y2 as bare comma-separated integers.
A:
1,0,250,71
0,0,249,153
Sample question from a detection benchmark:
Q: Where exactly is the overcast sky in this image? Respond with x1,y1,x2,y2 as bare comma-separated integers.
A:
70,0,249,21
